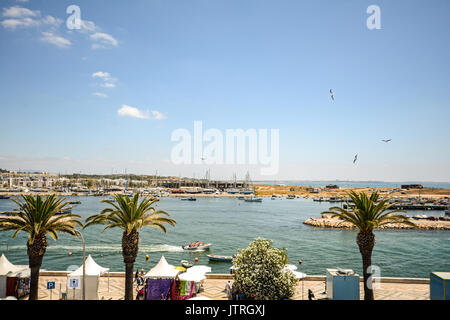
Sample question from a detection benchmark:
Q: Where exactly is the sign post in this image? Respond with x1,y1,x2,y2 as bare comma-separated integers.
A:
68,277,80,300
47,281,55,300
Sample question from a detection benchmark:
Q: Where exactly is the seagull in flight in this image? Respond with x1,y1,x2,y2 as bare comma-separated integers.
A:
381,139,392,143
353,154,358,164
330,89,334,101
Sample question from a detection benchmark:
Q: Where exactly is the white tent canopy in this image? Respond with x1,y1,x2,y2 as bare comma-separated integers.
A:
0,254,27,275
70,255,109,276
144,256,179,279
0,254,29,299
67,255,109,300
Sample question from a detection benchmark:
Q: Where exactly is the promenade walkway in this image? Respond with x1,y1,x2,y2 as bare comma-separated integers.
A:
34,275,430,300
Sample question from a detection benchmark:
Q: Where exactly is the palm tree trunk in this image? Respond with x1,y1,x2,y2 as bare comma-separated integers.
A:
357,230,375,300
124,262,135,300
122,230,139,300
28,255,43,300
27,234,47,300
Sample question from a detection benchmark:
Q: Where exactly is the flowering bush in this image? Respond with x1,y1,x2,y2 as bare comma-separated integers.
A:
232,238,296,300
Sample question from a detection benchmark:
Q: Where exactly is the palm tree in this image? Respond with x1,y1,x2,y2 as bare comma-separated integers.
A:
0,194,82,300
84,193,176,300
321,191,415,300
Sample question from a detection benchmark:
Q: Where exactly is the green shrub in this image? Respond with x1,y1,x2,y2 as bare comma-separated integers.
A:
233,238,296,300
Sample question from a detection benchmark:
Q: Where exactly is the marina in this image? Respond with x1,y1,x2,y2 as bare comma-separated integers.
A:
1,195,449,279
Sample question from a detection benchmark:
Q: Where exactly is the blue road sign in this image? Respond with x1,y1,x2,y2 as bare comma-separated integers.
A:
47,281,55,290
69,278,79,289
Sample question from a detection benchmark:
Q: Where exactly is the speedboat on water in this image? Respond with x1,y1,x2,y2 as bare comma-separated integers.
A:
207,254,234,262
182,243,211,251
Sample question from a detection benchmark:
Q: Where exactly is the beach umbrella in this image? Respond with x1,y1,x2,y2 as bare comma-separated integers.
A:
178,272,206,282
189,265,211,274
284,264,297,272
292,271,306,279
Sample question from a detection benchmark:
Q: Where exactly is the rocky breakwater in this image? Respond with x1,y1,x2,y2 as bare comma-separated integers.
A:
303,217,450,230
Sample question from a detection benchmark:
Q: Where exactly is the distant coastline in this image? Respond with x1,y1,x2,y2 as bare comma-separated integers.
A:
254,180,450,189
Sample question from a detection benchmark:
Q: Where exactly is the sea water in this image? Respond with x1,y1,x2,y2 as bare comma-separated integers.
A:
0,196,449,277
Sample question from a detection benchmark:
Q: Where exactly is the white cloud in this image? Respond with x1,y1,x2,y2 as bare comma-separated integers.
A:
40,31,71,48
101,82,116,88
93,92,108,98
78,19,100,33
1,17,38,29
1,6,117,51
2,6,38,18
117,105,149,119
41,15,63,28
92,71,111,80
150,110,167,120
1,6,62,30
92,71,117,88
90,32,118,49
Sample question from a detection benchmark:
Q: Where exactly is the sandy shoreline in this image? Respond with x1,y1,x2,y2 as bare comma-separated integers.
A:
254,185,450,199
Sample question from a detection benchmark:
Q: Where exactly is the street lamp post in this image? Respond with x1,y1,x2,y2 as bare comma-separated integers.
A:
78,232,86,300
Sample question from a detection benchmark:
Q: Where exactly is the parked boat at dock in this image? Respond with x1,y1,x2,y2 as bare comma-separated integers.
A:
181,197,197,201
244,196,262,203
207,254,234,262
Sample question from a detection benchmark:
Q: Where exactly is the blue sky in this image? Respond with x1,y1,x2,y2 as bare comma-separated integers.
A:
0,0,449,181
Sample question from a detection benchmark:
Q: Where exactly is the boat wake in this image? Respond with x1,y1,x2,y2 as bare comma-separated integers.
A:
6,243,184,253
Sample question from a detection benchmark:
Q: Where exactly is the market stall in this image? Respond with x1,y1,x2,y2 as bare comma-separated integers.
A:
67,255,110,300
143,256,180,300
178,265,211,294
0,254,29,299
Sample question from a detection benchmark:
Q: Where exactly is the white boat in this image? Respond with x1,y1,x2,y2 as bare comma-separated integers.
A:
412,214,428,220
181,260,193,268
182,243,211,251
244,196,262,203
207,254,234,262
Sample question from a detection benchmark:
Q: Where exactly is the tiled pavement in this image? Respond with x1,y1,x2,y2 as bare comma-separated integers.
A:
35,276,430,300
